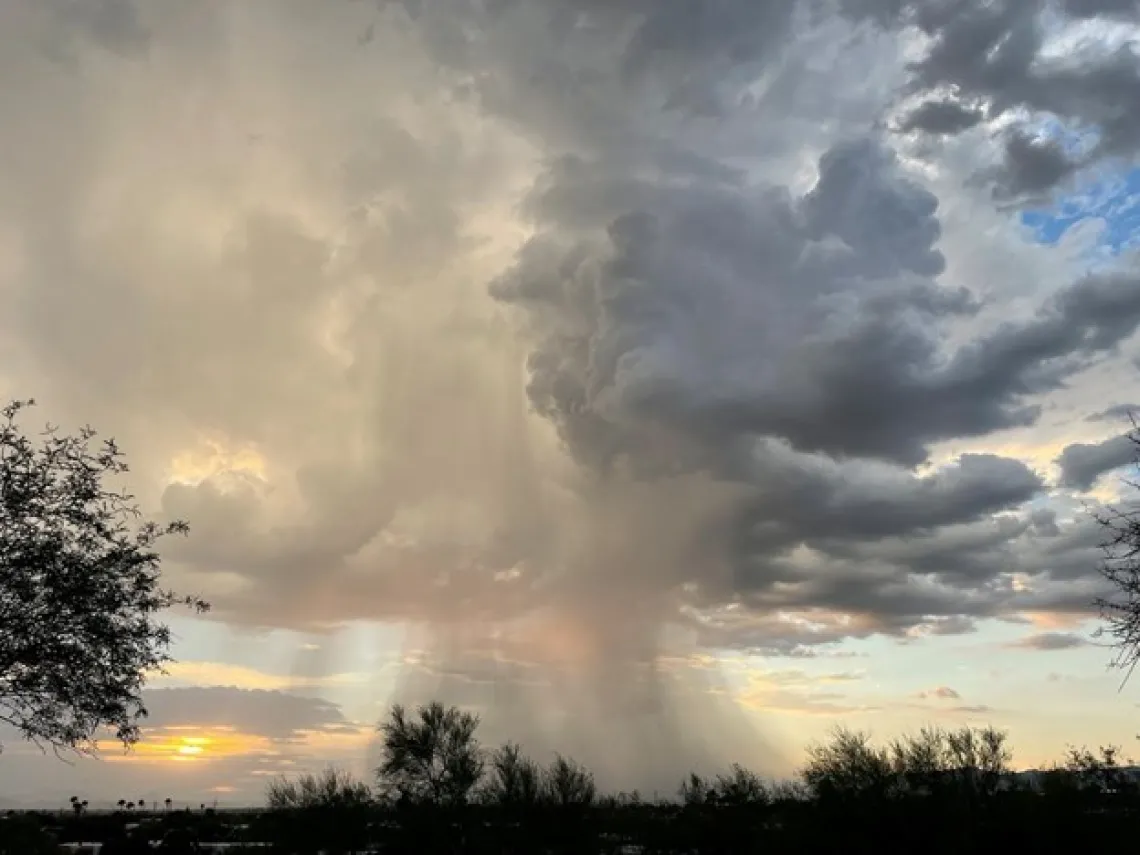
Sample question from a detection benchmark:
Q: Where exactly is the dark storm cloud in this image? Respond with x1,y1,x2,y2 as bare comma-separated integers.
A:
496,137,1140,470
846,0,1140,195
896,99,985,135
1060,0,1140,17
1031,508,1062,537
30,0,151,61
1056,433,1137,490
384,0,798,79
367,0,809,163
698,501,1115,648
534,0,800,94
992,130,1080,201
735,448,1042,556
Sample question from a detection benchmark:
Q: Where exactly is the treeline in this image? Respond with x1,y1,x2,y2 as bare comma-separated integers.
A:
251,703,1140,853
8,701,1140,853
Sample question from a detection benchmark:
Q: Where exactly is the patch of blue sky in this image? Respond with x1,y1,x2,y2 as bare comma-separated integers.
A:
1031,114,1101,159
1021,166,1140,255
1017,114,1140,256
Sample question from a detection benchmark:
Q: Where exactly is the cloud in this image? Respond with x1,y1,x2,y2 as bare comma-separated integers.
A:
949,705,994,715
0,0,1117,649
896,99,985,136
499,141,1140,470
1086,403,1140,423
739,669,877,718
136,688,361,743
25,0,151,62
845,0,1140,195
1056,433,1136,490
1058,0,1140,19
992,131,1081,203
917,686,962,700
156,661,368,693
1010,631,1091,651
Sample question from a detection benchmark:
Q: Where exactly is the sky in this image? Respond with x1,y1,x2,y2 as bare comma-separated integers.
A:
2,0,1140,809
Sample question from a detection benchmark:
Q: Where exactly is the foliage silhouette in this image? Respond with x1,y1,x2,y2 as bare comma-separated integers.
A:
802,725,895,801
0,813,57,854
266,767,373,810
803,724,1011,805
542,753,597,807
264,768,373,855
482,741,543,806
376,701,484,807
19,714,1140,853
0,399,207,754
712,763,770,807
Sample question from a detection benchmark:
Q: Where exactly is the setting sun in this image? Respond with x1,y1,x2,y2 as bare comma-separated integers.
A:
176,737,209,757
105,728,276,766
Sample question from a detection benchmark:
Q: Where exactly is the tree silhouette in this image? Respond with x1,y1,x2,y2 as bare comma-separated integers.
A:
802,724,1011,804
943,724,1011,801
710,764,769,807
542,754,596,807
245,700,1140,854
802,726,895,801
1059,744,1136,798
0,399,208,753
376,701,484,806
679,772,717,806
483,742,543,806
266,767,373,810
1093,426,1140,680
265,768,373,855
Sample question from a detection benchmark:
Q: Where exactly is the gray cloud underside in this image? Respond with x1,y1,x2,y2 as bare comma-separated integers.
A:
1087,403,1140,423
1011,631,1091,650
1056,433,1137,490
138,687,357,743
1,0,1137,667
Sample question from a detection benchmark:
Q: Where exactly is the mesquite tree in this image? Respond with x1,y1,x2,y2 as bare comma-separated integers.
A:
0,399,206,753
376,701,484,806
